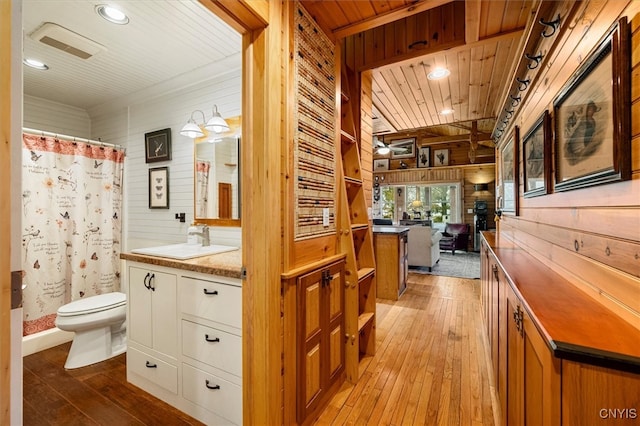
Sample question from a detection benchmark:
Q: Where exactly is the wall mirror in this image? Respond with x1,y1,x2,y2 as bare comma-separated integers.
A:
194,116,241,227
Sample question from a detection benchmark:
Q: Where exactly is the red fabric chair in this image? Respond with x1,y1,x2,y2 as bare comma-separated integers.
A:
439,223,470,255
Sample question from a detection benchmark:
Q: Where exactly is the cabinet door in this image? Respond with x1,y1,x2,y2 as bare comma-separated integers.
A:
327,263,344,384
506,285,524,426
298,269,323,418
128,266,177,357
129,267,154,348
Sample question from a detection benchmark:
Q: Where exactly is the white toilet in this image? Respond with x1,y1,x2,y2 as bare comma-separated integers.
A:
55,292,127,369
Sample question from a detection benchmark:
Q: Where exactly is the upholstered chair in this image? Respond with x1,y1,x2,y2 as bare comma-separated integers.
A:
407,226,442,271
439,223,470,255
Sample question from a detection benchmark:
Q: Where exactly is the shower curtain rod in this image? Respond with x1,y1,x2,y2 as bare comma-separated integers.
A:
22,127,124,150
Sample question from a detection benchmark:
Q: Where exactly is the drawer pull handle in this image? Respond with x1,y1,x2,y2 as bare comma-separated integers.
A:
205,334,220,343
205,380,221,390
203,289,219,295
145,361,157,368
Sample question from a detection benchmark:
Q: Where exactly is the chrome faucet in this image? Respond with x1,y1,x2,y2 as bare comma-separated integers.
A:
188,224,210,246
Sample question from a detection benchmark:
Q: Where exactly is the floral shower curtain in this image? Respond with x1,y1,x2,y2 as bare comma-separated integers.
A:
196,160,211,218
21,134,125,336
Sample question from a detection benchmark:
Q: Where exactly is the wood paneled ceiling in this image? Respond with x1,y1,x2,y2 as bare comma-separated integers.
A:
302,0,536,144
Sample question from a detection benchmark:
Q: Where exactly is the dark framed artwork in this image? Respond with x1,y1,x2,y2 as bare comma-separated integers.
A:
499,127,519,215
417,146,430,168
553,18,630,192
433,149,449,166
389,138,416,159
149,167,169,209
374,158,390,171
523,110,552,198
145,128,172,163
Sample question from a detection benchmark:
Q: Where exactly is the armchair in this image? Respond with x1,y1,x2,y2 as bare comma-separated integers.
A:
407,226,442,271
439,223,470,255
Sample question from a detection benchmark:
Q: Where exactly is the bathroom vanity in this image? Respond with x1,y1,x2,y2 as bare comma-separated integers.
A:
120,249,242,425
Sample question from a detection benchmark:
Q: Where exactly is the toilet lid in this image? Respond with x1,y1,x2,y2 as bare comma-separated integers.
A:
57,292,126,317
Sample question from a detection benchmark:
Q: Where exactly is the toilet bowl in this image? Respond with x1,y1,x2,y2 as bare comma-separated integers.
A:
55,292,127,369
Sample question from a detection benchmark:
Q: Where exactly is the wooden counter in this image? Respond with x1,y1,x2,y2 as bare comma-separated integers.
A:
481,231,640,372
373,226,409,300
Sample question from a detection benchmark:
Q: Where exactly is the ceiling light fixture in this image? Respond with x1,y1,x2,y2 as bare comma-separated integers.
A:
180,106,230,138
427,67,450,80
23,58,49,70
95,4,130,25
439,108,454,115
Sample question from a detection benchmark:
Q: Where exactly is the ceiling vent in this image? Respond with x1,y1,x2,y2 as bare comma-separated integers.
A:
29,22,106,60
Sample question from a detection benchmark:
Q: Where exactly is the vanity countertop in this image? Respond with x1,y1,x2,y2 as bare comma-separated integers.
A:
120,249,242,279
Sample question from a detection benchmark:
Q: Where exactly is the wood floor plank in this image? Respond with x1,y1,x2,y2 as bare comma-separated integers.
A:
316,273,496,426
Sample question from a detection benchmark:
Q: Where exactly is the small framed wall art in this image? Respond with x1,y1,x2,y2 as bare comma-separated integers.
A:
433,149,449,166
374,158,390,171
149,167,170,209
523,110,552,198
145,128,172,163
417,146,430,168
389,138,416,159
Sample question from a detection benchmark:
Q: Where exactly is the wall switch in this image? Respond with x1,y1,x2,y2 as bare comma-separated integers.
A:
467,209,473,214
323,208,330,227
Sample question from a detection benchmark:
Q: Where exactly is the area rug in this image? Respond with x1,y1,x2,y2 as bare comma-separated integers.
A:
409,251,481,279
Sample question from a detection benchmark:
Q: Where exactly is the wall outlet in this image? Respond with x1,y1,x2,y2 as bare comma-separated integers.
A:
323,208,330,227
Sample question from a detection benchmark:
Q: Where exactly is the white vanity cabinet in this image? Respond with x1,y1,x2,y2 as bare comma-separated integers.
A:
124,260,242,425
127,264,178,394
179,275,243,425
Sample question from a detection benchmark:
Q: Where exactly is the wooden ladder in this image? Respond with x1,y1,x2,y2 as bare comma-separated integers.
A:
337,65,376,384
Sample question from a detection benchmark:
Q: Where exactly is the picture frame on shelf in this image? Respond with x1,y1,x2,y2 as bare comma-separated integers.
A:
389,138,416,159
523,110,552,198
149,167,169,209
145,128,172,163
553,18,630,192
499,127,519,215
417,146,430,168
373,158,389,171
433,149,449,166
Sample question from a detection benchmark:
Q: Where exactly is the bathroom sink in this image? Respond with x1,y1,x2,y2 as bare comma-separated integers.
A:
131,243,239,260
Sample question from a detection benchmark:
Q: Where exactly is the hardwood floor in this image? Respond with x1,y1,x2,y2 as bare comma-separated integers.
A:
23,273,495,425
23,343,204,425
314,273,497,425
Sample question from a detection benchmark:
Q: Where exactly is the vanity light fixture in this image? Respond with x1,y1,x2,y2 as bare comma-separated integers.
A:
23,58,49,70
180,106,230,139
95,4,130,25
427,67,450,80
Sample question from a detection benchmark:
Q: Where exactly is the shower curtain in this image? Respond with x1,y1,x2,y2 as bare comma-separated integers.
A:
196,160,211,218
21,133,125,336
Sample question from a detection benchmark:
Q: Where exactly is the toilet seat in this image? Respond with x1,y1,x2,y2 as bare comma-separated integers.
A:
57,292,126,317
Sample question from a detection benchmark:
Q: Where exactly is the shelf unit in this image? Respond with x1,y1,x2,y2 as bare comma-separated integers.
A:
338,65,376,383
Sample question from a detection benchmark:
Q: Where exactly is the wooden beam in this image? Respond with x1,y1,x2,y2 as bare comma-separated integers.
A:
0,1,12,423
198,0,269,33
465,0,481,44
333,0,453,40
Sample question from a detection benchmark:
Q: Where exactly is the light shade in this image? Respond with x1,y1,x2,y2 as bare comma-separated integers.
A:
427,67,450,80
180,120,204,138
204,105,229,133
95,5,129,25
377,146,390,155
410,200,423,209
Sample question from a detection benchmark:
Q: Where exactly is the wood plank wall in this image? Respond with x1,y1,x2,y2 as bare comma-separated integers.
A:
496,3,640,330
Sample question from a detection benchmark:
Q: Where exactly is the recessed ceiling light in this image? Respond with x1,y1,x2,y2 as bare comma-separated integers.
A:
96,4,129,25
440,108,454,115
23,58,49,70
427,67,450,80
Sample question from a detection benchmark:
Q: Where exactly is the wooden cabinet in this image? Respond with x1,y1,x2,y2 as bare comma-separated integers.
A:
373,228,408,300
296,260,345,423
338,65,376,383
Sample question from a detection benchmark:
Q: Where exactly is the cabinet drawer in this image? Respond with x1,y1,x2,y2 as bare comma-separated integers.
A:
128,347,178,394
182,363,242,425
182,320,242,377
180,278,241,329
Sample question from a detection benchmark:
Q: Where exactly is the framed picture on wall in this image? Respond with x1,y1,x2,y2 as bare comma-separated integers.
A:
433,149,449,166
417,146,430,168
523,110,552,198
149,167,170,209
553,18,630,192
373,158,389,171
499,127,519,215
389,138,416,159
145,128,172,163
